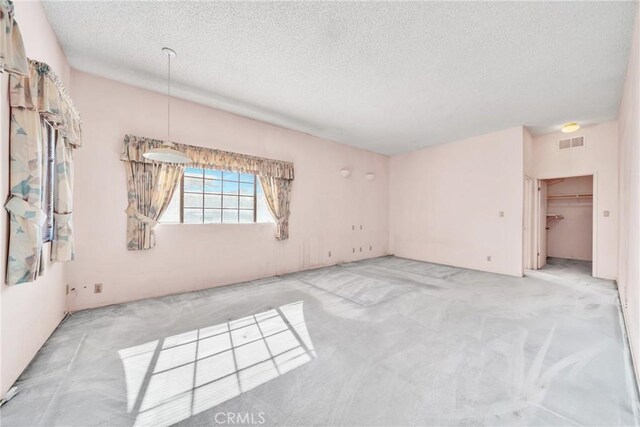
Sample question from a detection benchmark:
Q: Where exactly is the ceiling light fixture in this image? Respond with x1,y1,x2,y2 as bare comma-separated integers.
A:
560,122,580,134
142,47,192,164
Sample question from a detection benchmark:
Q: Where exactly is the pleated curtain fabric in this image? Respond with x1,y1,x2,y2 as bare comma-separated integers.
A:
5,107,46,284
125,162,183,250
259,176,292,240
3,55,82,283
121,134,295,243
122,134,294,180
51,134,75,261
0,0,28,76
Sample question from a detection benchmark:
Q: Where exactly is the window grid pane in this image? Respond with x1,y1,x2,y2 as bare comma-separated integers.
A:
204,209,222,223
204,179,222,194
167,167,258,224
184,208,204,224
185,167,204,178
239,173,254,184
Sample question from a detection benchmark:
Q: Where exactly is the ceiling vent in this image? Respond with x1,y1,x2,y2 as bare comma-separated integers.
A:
559,136,584,150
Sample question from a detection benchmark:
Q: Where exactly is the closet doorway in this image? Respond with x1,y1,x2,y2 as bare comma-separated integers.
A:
528,174,595,275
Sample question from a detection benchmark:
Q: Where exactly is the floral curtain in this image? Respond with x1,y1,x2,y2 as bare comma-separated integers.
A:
51,135,74,261
10,60,83,148
4,58,82,284
122,134,295,243
122,134,294,180
125,162,183,250
0,0,28,76
259,176,292,240
5,109,46,284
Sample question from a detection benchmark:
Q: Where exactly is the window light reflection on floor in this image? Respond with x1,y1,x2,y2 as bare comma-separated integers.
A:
118,301,316,427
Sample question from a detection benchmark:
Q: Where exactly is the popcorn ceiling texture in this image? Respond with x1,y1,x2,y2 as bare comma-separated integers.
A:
41,1,636,154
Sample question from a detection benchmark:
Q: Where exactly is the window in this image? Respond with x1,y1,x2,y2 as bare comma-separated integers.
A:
161,167,273,224
42,120,56,243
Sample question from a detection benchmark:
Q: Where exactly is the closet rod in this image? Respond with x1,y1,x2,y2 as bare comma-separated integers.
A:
546,214,565,220
547,193,593,200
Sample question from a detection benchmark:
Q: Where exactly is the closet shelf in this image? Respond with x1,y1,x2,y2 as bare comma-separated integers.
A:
546,214,565,220
547,193,593,200
547,178,565,186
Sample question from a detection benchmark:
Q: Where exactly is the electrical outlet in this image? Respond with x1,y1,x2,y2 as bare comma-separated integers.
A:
360,225,363,230
369,245,372,251
486,256,492,262
328,251,332,257
359,247,362,252
603,210,610,217
94,283,103,294
352,248,355,253
352,225,355,231
499,211,504,217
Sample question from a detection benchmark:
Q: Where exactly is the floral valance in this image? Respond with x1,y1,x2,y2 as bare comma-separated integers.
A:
10,59,82,148
0,0,28,76
3,0,82,285
121,134,294,180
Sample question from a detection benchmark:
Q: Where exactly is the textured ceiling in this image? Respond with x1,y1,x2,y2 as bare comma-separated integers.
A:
42,1,637,155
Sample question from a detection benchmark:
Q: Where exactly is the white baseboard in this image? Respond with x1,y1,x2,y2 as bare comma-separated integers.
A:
620,299,640,398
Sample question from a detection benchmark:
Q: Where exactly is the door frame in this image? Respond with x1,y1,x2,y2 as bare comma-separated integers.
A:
523,175,535,271
534,179,548,269
528,172,597,276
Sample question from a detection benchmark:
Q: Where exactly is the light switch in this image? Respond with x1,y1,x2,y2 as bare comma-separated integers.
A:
603,210,610,217
499,211,504,217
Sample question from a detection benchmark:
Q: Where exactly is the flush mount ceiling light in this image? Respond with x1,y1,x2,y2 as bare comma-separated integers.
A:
143,47,192,164
365,173,376,181
340,168,352,178
560,122,580,134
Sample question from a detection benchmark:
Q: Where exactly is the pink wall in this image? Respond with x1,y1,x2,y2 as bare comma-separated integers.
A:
0,1,70,398
531,121,619,279
617,9,639,387
389,127,525,277
546,176,593,261
66,70,389,311
523,127,534,177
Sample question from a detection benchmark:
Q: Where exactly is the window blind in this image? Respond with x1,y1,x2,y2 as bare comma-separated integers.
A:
42,120,55,243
